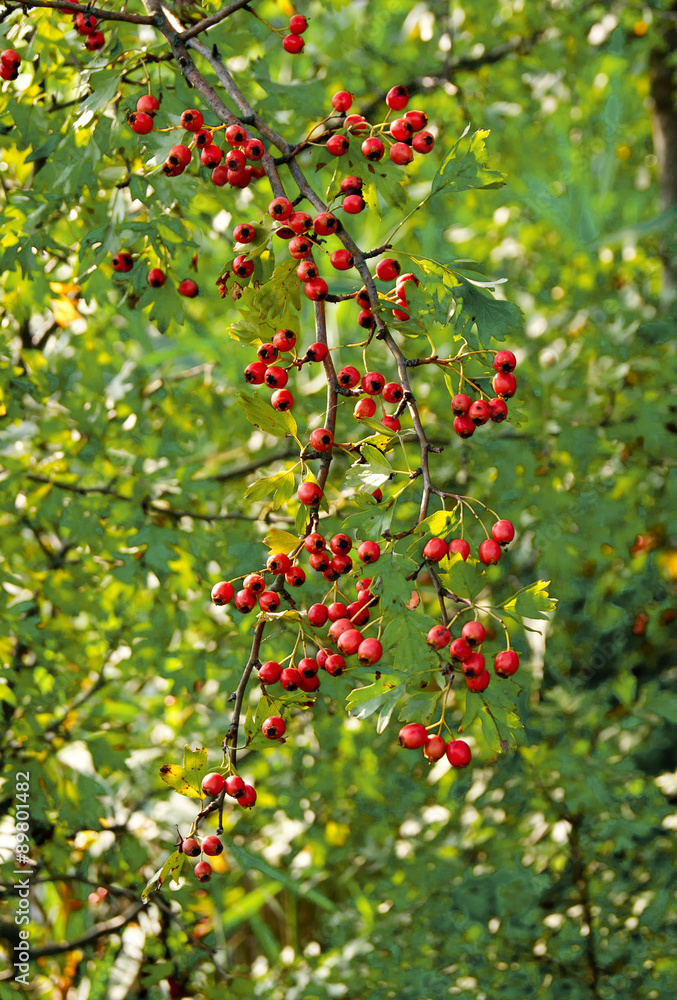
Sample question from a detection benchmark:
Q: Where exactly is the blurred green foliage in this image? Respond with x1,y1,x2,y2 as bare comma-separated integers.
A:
0,0,675,998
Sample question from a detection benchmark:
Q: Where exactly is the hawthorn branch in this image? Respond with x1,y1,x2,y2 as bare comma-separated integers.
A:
6,0,156,24
180,0,253,42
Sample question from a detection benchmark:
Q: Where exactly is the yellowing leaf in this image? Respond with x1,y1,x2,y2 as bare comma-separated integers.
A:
263,529,300,553
51,297,81,327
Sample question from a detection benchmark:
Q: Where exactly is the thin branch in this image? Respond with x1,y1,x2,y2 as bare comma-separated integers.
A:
180,0,253,42
6,0,156,24
29,900,145,958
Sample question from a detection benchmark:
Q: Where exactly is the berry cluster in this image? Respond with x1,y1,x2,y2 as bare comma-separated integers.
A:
398,724,472,769
451,351,518,439
325,85,434,166
282,14,308,54
0,48,21,81
110,249,199,297
179,771,257,883
67,5,105,51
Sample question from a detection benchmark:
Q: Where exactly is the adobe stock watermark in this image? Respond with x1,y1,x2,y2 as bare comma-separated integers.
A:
13,770,33,986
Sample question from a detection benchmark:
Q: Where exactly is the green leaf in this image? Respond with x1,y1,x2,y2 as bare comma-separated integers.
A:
229,843,336,911
346,676,407,724
236,390,299,441
344,443,394,491
142,851,186,900
245,467,296,510
438,552,486,603
431,126,505,196
414,508,459,539
454,279,524,349
501,580,558,621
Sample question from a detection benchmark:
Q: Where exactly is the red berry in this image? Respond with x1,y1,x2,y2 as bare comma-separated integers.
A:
271,389,294,411
450,394,471,416
357,540,380,564
309,550,331,572
282,33,304,53
396,272,419,297
269,197,293,221
225,775,245,798
308,603,329,627
423,537,448,562
328,618,353,644
337,365,361,389
112,252,133,273
201,772,225,797
343,194,366,214
194,861,212,882
1,48,21,66
462,652,486,678
84,32,105,51
267,552,291,575
211,164,229,186
492,520,515,545
313,212,339,235
234,588,257,613
244,361,268,385
304,277,329,301
232,254,254,279
136,93,159,115
466,669,490,692
257,342,279,364
398,722,428,749
356,578,373,595
390,142,413,165
375,258,401,282
194,129,213,148
273,329,296,352
309,428,333,451
345,114,369,133
225,123,247,146
262,716,286,739
239,784,257,808
392,300,410,321
298,657,319,678
446,739,472,768
357,309,375,330
489,397,509,422
361,136,384,161
328,602,349,622
381,414,401,433
264,365,288,389
289,211,313,234
346,600,369,626
258,660,282,684
330,533,352,554
462,621,486,647
386,85,409,110
182,838,200,857
493,350,517,373
147,267,166,288
361,371,386,395
423,734,447,761
357,637,383,665
243,573,265,593
427,625,451,650
211,580,234,605
479,539,501,565
280,667,302,691
258,591,280,612
306,342,328,362
228,166,252,188
492,372,517,398
412,131,435,153
297,260,319,281
331,90,353,112
288,14,308,33
289,235,313,259
404,109,428,131
382,382,404,403
285,565,305,587
201,144,223,168
330,248,354,270
178,279,199,298
448,538,470,561
494,650,520,677
244,138,265,160
329,552,352,576
449,638,472,662
325,653,346,676
390,118,413,141
304,532,326,553
469,400,491,425
128,110,154,136
202,835,224,856
453,415,475,439
299,673,321,693
327,134,350,156
337,628,364,657
225,148,246,171
167,144,192,168
180,109,204,132
298,482,323,505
